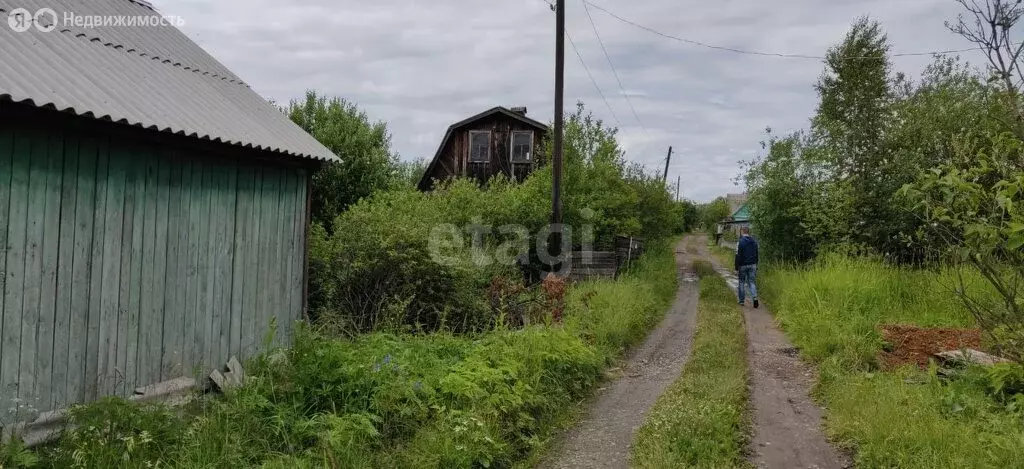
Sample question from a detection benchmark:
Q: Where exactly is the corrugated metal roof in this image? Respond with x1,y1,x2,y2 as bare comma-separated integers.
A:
0,0,338,162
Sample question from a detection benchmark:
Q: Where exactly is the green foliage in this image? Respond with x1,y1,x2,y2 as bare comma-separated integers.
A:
395,157,429,188
985,362,1024,401
632,272,748,469
309,102,682,333
760,254,980,370
677,199,700,234
0,438,38,469
22,242,679,468
903,132,1024,362
308,180,538,333
761,260,1024,468
288,91,400,228
563,240,679,360
697,197,730,235
534,102,681,248
44,398,184,468
742,132,817,261
741,19,1012,263
822,367,1024,468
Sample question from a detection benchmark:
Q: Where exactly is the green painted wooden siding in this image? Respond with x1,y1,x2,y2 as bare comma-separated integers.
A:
0,124,308,416
731,203,750,222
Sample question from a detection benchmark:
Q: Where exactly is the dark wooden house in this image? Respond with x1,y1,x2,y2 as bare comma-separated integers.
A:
417,107,548,190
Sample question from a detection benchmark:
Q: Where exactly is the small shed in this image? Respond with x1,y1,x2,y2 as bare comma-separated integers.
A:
418,107,548,190
0,0,337,416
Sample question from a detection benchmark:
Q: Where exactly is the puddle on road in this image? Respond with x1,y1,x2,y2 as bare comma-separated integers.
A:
714,267,740,290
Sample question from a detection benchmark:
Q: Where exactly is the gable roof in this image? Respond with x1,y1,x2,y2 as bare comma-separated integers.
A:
0,0,337,162
417,106,549,190
731,202,750,221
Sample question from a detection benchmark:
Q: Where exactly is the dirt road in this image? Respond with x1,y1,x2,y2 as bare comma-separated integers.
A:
708,257,849,469
537,237,700,469
540,237,847,469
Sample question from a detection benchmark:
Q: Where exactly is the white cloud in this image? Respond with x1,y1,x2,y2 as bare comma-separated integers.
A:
155,0,975,201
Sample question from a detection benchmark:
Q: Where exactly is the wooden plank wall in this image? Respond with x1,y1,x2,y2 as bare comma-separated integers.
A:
569,251,619,282
0,125,308,416
423,113,545,189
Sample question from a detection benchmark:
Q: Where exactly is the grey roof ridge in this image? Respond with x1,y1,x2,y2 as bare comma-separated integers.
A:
0,6,248,87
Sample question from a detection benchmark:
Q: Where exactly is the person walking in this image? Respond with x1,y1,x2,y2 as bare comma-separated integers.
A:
734,226,759,308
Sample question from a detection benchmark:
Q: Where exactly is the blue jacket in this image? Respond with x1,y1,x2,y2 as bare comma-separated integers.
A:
734,235,759,270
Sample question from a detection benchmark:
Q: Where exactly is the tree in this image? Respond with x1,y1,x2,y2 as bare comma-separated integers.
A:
902,0,1024,363
395,157,429,188
288,91,399,228
678,200,700,234
948,0,1024,122
698,197,731,234
812,17,898,252
741,131,817,261
904,133,1024,363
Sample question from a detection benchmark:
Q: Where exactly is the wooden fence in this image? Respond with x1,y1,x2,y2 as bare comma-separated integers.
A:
567,236,646,282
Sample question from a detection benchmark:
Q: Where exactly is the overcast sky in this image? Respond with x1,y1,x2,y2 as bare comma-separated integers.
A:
153,0,977,202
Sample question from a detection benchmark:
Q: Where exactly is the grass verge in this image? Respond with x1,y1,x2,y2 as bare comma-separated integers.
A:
3,242,680,469
710,246,734,269
632,260,749,469
762,254,1024,468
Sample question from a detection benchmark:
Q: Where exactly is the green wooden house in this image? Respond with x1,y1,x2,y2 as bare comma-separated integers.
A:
731,202,751,225
0,0,337,417
723,201,752,233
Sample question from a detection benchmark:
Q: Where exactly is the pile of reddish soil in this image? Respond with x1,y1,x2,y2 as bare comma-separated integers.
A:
878,324,981,370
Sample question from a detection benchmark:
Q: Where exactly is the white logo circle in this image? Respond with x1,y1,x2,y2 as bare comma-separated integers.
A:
34,8,56,32
7,8,32,33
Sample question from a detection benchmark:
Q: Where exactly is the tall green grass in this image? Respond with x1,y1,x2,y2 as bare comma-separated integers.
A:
564,240,679,361
762,255,1024,468
761,254,984,370
632,264,749,469
6,242,680,469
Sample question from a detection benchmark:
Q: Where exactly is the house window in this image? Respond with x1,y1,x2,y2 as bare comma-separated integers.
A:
511,131,533,162
469,131,490,162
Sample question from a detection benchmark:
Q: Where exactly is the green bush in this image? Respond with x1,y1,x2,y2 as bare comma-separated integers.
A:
16,240,679,469
308,180,539,333
309,103,685,334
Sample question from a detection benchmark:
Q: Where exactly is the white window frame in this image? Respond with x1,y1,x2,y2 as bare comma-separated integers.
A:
510,131,534,163
469,130,491,163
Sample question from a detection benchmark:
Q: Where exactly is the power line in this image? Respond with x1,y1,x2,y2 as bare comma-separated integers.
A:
583,0,979,60
567,30,624,129
579,0,650,137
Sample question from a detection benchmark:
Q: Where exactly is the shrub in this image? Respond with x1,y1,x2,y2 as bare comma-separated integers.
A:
308,182,532,333
19,240,679,468
310,159,682,334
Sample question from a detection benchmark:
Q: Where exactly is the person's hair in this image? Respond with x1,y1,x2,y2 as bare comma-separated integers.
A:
740,226,751,235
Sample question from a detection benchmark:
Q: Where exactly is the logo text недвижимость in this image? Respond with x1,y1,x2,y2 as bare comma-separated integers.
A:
7,7,184,33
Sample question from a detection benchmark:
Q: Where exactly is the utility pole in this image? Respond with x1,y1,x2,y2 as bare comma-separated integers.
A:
662,146,672,183
675,175,681,201
551,0,565,259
